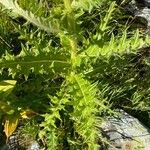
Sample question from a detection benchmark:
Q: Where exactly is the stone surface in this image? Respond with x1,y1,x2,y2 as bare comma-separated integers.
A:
101,110,150,150
144,0,150,7
123,0,150,35
125,0,150,27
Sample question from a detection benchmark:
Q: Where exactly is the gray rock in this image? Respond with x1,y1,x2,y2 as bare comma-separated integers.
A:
101,110,150,150
124,0,150,34
144,0,150,7
27,141,40,150
135,7,150,26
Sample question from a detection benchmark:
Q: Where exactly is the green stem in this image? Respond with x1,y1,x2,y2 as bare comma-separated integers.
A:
63,0,72,12
70,38,77,70
63,0,77,70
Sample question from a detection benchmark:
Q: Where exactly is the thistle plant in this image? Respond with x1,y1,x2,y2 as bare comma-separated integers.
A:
0,0,150,149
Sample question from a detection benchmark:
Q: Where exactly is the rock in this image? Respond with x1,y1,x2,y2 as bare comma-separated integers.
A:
6,134,40,150
0,124,41,150
125,0,150,28
0,140,40,150
144,0,150,7
101,110,150,150
26,141,40,150
135,7,150,27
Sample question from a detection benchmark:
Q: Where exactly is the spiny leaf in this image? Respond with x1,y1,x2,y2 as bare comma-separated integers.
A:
72,0,100,12
0,51,71,77
40,88,69,149
81,29,146,59
67,73,99,149
0,0,59,33
100,1,116,32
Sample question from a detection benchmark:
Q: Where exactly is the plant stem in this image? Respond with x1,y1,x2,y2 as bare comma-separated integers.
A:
63,0,77,70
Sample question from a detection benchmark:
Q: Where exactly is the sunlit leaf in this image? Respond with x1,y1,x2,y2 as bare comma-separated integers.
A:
20,109,38,119
0,101,15,114
4,116,19,140
0,80,16,96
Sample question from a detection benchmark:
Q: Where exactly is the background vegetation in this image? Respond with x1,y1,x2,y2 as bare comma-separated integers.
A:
0,0,150,149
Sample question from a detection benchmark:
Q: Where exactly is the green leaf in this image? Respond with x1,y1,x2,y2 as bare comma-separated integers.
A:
0,101,15,115
99,1,116,32
67,73,99,149
0,80,16,96
0,51,71,77
0,0,59,33
72,0,100,12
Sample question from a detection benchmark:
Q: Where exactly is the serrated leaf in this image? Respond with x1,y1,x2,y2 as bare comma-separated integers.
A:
0,0,59,33
0,52,71,77
67,73,99,148
100,2,116,32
